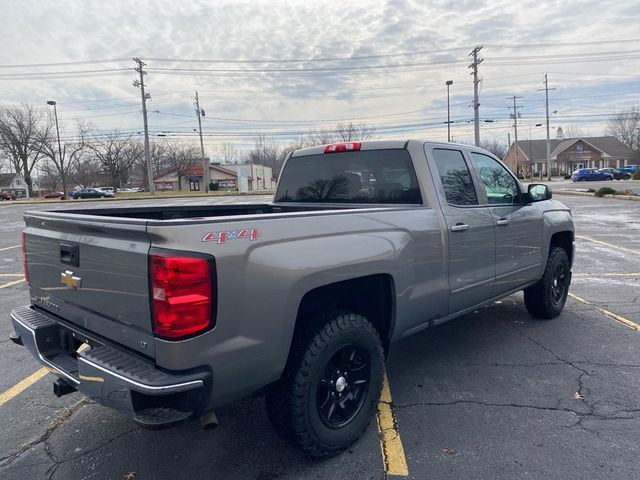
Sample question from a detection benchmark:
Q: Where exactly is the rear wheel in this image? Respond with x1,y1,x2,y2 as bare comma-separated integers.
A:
524,247,571,319
266,312,384,458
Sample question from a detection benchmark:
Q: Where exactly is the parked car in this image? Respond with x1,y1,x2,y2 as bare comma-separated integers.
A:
11,140,575,458
71,188,114,199
598,168,631,180
0,191,16,200
129,187,145,192
94,186,115,194
43,191,66,199
621,164,639,174
571,168,614,182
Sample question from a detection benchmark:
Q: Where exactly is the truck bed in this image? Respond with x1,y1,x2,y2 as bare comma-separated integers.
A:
56,203,352,221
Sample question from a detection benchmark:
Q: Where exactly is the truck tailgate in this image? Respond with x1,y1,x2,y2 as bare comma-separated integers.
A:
24,212,155,357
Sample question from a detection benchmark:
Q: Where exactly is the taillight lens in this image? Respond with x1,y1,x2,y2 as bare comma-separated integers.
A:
150,253,213,339
22,231,29,283
324,142,361,153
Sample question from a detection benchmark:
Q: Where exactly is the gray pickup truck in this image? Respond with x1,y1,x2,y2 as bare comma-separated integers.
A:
10,140,574,457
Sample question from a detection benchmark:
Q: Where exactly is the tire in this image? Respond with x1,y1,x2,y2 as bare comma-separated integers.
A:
524,247,571,319
266,312,384,458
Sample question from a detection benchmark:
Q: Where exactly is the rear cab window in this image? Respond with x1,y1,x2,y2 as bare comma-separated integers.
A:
432,148,479,206
275,149,422,204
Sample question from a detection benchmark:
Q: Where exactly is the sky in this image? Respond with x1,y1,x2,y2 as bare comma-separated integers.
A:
1,0,639,156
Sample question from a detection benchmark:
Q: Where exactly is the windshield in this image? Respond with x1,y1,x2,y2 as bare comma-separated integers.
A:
274,149,422,204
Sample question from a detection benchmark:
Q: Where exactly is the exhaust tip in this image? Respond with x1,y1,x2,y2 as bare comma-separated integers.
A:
200,410,219,430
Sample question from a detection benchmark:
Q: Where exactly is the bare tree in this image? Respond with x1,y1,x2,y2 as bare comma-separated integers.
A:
166,143,199,190
247,135,282,172
88,131,142,188
69,155,103,189
304,128,337,146
608,107,640,151
39,121,89,198
216,142,239,164
479,139,508,159
563,124,588,139
0,104,53,195
335,122,374,142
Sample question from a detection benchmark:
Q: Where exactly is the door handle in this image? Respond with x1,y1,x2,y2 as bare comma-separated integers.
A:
496,218,510,226
450,223,469,232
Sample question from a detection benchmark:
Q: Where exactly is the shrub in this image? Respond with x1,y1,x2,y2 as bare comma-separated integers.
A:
564,174,572,180
631,170,640,180
595,187,616,197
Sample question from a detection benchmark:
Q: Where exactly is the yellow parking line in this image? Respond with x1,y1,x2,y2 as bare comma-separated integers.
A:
0,278,26,289
0,273,25,277
0,368,49,408
576,235,640,255
377,371,409,477
598,308,640,332
569,292,640,331
568,292,591,304
0,245,20,252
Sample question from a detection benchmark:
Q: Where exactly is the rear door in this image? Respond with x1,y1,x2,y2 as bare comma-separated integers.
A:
467,151,543,295
24,212,155,357
428,147,496,313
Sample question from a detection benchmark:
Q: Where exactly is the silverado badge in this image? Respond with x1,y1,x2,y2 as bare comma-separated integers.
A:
60,270,82,289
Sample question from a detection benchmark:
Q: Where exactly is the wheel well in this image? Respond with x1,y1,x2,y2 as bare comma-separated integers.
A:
550,231,574,265
294,274,395,354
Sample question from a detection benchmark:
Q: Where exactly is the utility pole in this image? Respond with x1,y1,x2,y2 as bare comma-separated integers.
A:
194,91,208,193
508,96,523,178
539,73,556,180
469,45,483,146
133,57,155,195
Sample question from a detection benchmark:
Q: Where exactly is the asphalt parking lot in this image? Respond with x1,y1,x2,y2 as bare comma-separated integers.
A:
1,194,639,480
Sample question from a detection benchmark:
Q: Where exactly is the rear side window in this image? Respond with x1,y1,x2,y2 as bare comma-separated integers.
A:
432,149,478,206
275,149,422,204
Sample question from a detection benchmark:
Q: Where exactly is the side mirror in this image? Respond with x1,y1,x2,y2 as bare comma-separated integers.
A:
526,183,552,202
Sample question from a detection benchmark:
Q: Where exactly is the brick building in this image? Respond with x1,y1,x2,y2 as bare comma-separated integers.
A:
503,134,638,177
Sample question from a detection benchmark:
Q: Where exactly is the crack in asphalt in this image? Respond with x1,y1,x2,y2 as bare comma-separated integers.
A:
0,396,138,480
0,398,89,468
47,427,138,480
392,325,639,437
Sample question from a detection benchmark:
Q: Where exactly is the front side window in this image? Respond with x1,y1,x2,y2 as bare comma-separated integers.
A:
432,149,478,206
469,152,520,204
275,149,422,204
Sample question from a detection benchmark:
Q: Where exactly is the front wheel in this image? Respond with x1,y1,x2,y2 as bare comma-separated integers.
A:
266,312,384,458
524,247,571,319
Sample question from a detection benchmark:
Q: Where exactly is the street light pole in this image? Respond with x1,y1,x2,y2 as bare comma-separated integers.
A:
446,80,453,142
47,100,64,198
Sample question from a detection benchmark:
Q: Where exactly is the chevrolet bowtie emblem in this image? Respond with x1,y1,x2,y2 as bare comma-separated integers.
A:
60,270,82,289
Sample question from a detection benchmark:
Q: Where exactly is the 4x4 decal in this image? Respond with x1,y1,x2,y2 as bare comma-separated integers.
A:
202,229,261,244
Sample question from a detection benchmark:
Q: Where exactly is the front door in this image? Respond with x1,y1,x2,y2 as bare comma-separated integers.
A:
429,147,496,314
468,152,544,295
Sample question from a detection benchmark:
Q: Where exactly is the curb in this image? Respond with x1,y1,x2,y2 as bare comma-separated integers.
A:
1,191,274,206
555,190,640,201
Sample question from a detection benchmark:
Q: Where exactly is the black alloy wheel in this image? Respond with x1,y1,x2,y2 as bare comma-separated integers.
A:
316,345,370,428
550,263,569,305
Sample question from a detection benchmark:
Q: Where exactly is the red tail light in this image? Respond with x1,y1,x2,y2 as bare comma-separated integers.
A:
22,231,29,283
324,142,361,153
150,253,214,339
